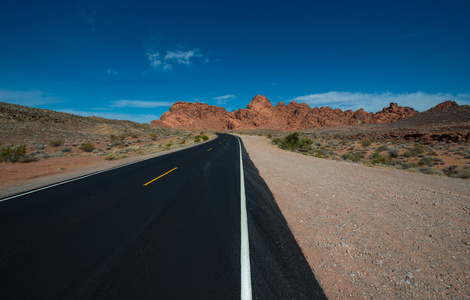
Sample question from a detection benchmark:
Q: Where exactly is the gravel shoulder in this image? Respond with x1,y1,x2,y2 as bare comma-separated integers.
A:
239,135,470,299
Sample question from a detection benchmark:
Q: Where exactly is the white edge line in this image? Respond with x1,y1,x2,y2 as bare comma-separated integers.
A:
238,136,252,300
0,136,221,203
0,162,134,203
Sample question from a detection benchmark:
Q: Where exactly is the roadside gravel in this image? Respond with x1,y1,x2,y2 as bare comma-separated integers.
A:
239,135,470,299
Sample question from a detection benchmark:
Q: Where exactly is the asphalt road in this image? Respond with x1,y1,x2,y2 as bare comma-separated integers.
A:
0,134,326,299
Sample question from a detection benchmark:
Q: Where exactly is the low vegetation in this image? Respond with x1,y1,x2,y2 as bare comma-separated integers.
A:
79,142,96,152
0,144,27,163
269,131,470,180
194,134,209,143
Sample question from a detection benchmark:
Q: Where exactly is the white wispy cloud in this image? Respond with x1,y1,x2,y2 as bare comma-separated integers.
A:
106,68,119,76
110,100,173,108
289,91,470,112
80,7,97,31
147,48,205,70
0,89,62,106
147,51,162,69
213,94,237,105
58,108,159,124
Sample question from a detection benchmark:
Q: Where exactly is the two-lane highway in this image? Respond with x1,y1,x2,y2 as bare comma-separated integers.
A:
0,134,325,299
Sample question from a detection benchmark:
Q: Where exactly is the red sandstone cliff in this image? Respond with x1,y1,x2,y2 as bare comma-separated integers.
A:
151,95,422,131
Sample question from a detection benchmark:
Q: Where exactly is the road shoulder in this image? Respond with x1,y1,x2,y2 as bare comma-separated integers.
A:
239,134,470,299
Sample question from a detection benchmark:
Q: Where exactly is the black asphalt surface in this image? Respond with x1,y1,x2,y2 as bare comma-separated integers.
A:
0,134,326,299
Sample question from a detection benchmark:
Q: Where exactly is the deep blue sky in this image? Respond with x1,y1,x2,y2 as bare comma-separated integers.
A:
1,0,469,123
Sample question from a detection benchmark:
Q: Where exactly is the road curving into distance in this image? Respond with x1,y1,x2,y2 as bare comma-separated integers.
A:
0,134,326,299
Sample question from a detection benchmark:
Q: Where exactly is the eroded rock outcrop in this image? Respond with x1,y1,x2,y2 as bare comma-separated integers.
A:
152,95,422,130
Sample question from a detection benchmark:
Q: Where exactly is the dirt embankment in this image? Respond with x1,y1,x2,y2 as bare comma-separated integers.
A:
239,135,470,299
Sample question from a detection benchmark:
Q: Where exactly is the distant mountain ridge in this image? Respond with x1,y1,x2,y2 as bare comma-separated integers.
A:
152,95,423,130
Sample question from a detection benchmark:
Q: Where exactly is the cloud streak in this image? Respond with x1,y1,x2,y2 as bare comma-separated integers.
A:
58,108,159,124
110,100,173,108
80,6,97,31
213,94,237,105
147,48,205,71
106,68,119,76
0,89,62,106
289,91,470,112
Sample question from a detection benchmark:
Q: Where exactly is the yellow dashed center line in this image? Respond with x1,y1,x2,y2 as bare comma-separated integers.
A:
207,148,213,151
143,167,178,186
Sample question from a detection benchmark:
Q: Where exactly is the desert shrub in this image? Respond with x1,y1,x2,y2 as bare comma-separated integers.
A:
194,135,201,143
450,166,470,179
117,148,132,154
201,135,209,141
109,134,124,145
271,138,281,145
328,140,339,147
401,162,415,169
418,156,443,166
49,139,64,147
418,167,443,176
361,139,373,148
62,147,72,152
266,133,272,139
376,145,389,152
277,133,313,152
104,153,119,160
51,151,66,157
312,148,328,158
0,144,27,163
179,140,186,144
298,139,313,152
341,151,363,162
388,148,400,158
131,134,139,138
150,133,158,141
418,156,433,166
18,155,39,163
370,152,389,165
443,165,458,176
79,142,96,152
279,132,301,150
412,144,426,155
403,151,412,158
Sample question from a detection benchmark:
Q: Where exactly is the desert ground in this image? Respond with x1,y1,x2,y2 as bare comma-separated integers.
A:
1,102,470,299
2,132,469,299
240,135,469,299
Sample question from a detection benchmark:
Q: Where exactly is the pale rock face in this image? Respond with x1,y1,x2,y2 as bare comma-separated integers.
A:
152,95,453,131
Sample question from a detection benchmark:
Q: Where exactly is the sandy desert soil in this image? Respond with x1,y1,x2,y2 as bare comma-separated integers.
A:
2,133,469,299
239,135,470,299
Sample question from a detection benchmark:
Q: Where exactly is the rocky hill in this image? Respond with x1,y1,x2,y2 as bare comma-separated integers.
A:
0,101,183,147
152,95,419,131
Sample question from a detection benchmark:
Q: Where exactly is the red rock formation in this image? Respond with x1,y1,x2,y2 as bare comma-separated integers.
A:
152,95,422,131
428,101,458,111
372,102,418,124
151,101,230,130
